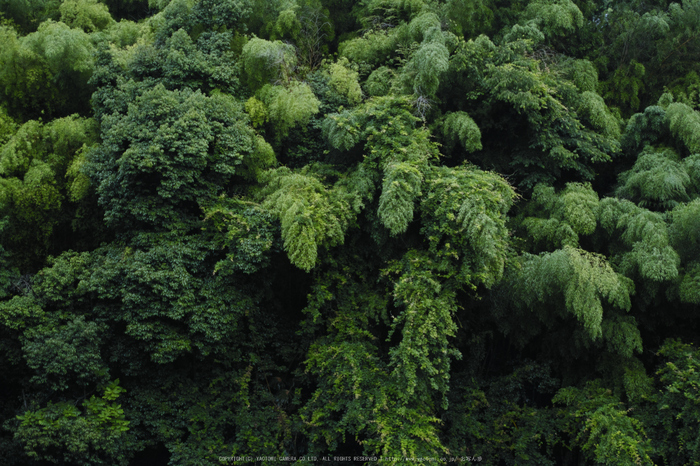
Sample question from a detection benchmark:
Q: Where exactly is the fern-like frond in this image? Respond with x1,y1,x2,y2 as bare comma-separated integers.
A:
599,197,679,282
616,147,690,210
521,182,598,250
441,111,482,153
420,165,515,286
260,167,355,271
517,246,633,341
377,161,422,236
667,102,700,154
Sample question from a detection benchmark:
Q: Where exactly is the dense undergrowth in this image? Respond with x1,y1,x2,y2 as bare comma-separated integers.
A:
1,0,700,464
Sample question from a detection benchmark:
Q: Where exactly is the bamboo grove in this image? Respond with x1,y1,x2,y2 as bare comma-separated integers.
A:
1,0,700,464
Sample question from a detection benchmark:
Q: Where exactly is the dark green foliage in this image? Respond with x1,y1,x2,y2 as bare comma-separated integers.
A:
621,104,670,154
89,85,255,231
554,381,654,465
444,31,621,187
364,65,395,96
3,0,700,462
16,380,130,465
0,0,62,34
444,364,561,465
648,339,700,464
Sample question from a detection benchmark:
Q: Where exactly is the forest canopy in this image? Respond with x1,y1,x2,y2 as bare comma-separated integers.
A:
1,0,700,464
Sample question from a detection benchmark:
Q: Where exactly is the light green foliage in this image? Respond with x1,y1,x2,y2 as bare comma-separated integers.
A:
599,197,680,282
0,120,44,177
404,28,449,97
560,58,598,93
514,246,633,341
241,37,296,90
60,0,114,32
666,101,700,154
521,183,599,250
502,22,545,46
203,199,276,274
102,19,144,48
244,96,267,128
0,294,45,331
0,115,98,269
377,161,422,235
421,165,515,286
386,250,459,407
323,97,437,239
259,167,354,271
407,11,439,42
0,21,95,119
23,20,95,74
441,111,482,152
523,0,583,37
66,145,92,202
0,26,56,119
301,248,452,459
616,147,693,210
5,0,700,462
240,134,276,181
669,70,700,110
304,333,445,459
328,57,362,105
272,1,300,38
0,107,17,147
147,0,170,10
323,95,431,158
669,199,700,262
16,380,130,466
554,382,654,465
339,27,405,66
257,82,320,138
322,107,363,151
578,91,621,139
